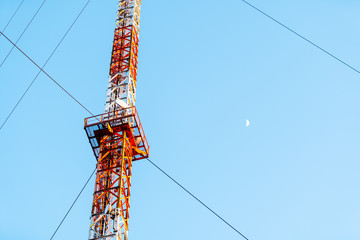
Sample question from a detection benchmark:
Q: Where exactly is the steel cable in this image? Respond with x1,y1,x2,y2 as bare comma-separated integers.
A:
146,158,249,240
0,0,92,131
1,0,25,33
0,31,96,119
0,0,47,69
240,0,360,75
49,167,96,240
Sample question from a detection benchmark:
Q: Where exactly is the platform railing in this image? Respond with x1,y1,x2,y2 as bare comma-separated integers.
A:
84,106,149,158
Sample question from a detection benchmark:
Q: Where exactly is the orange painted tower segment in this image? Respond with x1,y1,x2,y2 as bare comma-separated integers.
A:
84,1,147,239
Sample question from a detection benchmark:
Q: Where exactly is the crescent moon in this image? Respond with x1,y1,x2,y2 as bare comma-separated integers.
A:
246,120,250,127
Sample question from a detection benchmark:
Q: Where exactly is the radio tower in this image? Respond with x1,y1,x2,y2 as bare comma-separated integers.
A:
84,1,149,240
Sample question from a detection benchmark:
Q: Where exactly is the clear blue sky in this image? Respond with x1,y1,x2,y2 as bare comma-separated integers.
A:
1,0,360,239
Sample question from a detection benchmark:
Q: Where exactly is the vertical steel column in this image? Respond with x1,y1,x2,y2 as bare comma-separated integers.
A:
117,132,133,239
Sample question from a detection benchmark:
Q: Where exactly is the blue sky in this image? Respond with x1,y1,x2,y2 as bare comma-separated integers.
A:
1,0,360,239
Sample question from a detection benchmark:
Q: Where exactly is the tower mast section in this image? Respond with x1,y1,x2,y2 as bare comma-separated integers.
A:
107,0,141,111
84,1,149,240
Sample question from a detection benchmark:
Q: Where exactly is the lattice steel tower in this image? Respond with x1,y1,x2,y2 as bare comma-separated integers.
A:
84,1,149,239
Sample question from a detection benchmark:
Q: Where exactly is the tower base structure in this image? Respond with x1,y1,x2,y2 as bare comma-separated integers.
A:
84,107,149,240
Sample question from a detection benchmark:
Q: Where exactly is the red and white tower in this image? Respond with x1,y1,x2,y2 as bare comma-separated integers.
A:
84,1,149,239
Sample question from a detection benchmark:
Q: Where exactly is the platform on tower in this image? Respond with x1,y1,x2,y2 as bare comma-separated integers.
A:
84,106,149,161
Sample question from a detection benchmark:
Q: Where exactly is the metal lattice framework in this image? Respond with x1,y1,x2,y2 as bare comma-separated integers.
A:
106,0,141,111
84,1,147,240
